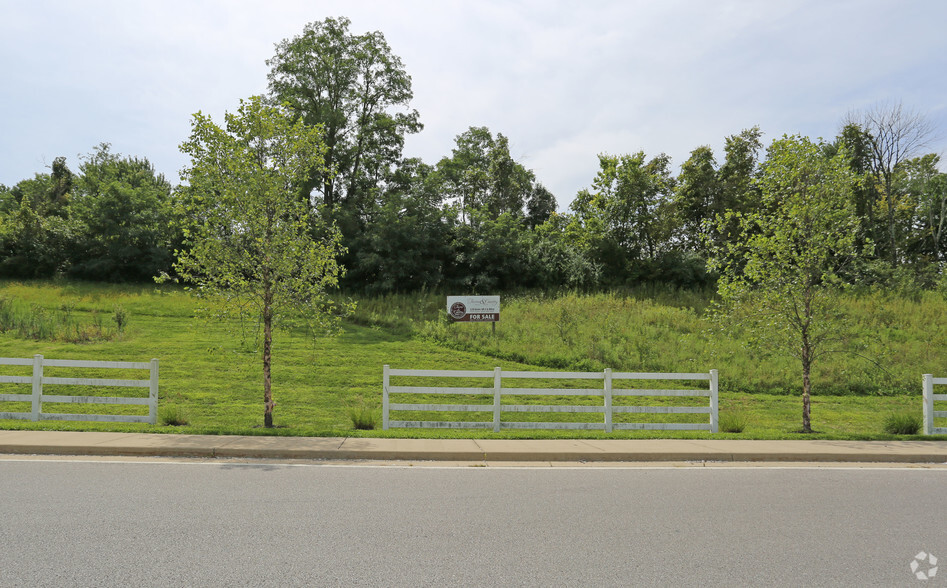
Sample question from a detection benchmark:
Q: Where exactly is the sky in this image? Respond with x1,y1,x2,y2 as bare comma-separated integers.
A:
2,0,946,211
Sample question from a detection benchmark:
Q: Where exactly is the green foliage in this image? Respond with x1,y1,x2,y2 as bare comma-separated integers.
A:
570,151,676,275
69,144,176,282
436,126,540,221
267,16,421,210
0,280,943,440
882,412,921,435
158,405,190,427
718,411,749,433
113,306,128,334
174,96,352,427
341,158,453,294
0,295,118,342
348,397,377,430
708,134,863,432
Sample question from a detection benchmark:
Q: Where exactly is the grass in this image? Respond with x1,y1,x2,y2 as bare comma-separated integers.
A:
0,279,945,440
718,410,748,433
882,412,922,435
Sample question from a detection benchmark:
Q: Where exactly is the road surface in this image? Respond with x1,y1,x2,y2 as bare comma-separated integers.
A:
0,459,944,586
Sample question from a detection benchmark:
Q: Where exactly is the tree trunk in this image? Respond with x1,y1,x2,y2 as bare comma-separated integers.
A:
801,291,813,434
263,287,274,428
802,357,812,434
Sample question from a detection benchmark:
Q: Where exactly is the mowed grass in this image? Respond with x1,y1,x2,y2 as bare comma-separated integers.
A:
0,279,944,439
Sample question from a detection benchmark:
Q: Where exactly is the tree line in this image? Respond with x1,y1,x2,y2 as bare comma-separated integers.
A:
1,17,944,294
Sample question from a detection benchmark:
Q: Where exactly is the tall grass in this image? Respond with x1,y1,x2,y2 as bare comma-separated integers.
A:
0,296,124,343
350,288,947,397
1,279,944,438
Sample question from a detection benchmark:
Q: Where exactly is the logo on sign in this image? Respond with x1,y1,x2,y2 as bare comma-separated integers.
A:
449,302,467,320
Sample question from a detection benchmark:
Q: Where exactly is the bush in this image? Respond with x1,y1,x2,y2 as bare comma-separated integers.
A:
882,412,921,435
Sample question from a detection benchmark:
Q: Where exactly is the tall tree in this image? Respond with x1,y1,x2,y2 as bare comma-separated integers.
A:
844,101,936,264
675,145,721,252
70,144,175,281
267,17,421,211
708,135,861,433
174,96,350,428
898,153,947,262
571,151,675,269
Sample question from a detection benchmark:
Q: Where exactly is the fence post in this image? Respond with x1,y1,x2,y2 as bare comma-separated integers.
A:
31,354,43,422
710,369,719,434
604,368,613,433
383,365,390,430
493,367,502,433
924,374,933,436
148,359,159,425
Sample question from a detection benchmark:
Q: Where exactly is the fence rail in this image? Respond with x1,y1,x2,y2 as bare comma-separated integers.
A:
0,355,158,424
923,374,947,435
383,366,718,433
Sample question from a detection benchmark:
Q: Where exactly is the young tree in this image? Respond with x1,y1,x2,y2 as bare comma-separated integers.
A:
174,96,350,428
708,135,862,433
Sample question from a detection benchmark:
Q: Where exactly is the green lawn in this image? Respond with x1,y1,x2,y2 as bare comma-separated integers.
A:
0,280,944,440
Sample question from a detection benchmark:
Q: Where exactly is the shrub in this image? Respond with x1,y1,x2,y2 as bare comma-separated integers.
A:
882,412,921,435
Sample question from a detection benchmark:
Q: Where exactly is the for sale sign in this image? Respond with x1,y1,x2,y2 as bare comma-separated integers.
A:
447,296,500,322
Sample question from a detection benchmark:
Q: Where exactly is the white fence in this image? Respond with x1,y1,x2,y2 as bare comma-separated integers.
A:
923,374,947,435
0,354,159,424
383,366,718,433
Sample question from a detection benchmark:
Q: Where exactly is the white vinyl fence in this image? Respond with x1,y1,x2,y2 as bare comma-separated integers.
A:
923,374,947,435
383,365,718,433
0,354,159,424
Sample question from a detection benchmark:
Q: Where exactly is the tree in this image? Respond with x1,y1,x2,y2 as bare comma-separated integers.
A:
708,135,862,433
174,96,350,428
70,144,175,281
570,151,675,281
437,126,547,223
898,153,947,262
674,145,721,253
844,101,936,264
267,17,422,211
342,158,453,293
0,164,78,278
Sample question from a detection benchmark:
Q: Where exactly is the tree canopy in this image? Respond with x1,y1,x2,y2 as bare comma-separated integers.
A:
174,96,350,427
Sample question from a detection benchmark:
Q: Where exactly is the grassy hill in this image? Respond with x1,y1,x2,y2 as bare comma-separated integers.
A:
0,280,943,439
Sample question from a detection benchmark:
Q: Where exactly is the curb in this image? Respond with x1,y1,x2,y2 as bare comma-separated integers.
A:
2,432,947,463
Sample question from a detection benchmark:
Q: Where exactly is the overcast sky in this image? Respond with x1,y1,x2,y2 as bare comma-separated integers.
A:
2,0,946,211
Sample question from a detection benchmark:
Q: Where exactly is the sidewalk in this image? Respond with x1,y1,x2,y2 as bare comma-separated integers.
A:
2,430,947,463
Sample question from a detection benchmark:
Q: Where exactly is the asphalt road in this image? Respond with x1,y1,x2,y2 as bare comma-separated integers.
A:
0,460,944,587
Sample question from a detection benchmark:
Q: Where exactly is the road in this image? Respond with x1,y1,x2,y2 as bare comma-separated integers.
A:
0,459,944,587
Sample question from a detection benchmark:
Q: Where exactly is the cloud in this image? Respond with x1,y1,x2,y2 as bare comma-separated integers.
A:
1,0,945,210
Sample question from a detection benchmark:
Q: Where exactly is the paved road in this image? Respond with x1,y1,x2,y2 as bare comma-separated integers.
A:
0,460,944,587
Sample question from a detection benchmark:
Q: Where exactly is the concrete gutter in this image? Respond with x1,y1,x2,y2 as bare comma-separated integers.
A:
1,430,947,463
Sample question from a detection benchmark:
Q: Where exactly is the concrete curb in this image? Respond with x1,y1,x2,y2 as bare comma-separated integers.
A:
2,431,947,463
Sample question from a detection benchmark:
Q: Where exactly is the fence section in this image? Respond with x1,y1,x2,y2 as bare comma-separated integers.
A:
383,366,718,433
923,374,947,435
0,355,158,424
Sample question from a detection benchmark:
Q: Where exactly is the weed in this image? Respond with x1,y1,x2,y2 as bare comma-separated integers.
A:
159,406,190,427
882,412,922,435
113,306,128,334
348,398,377,430
718,411,748,433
